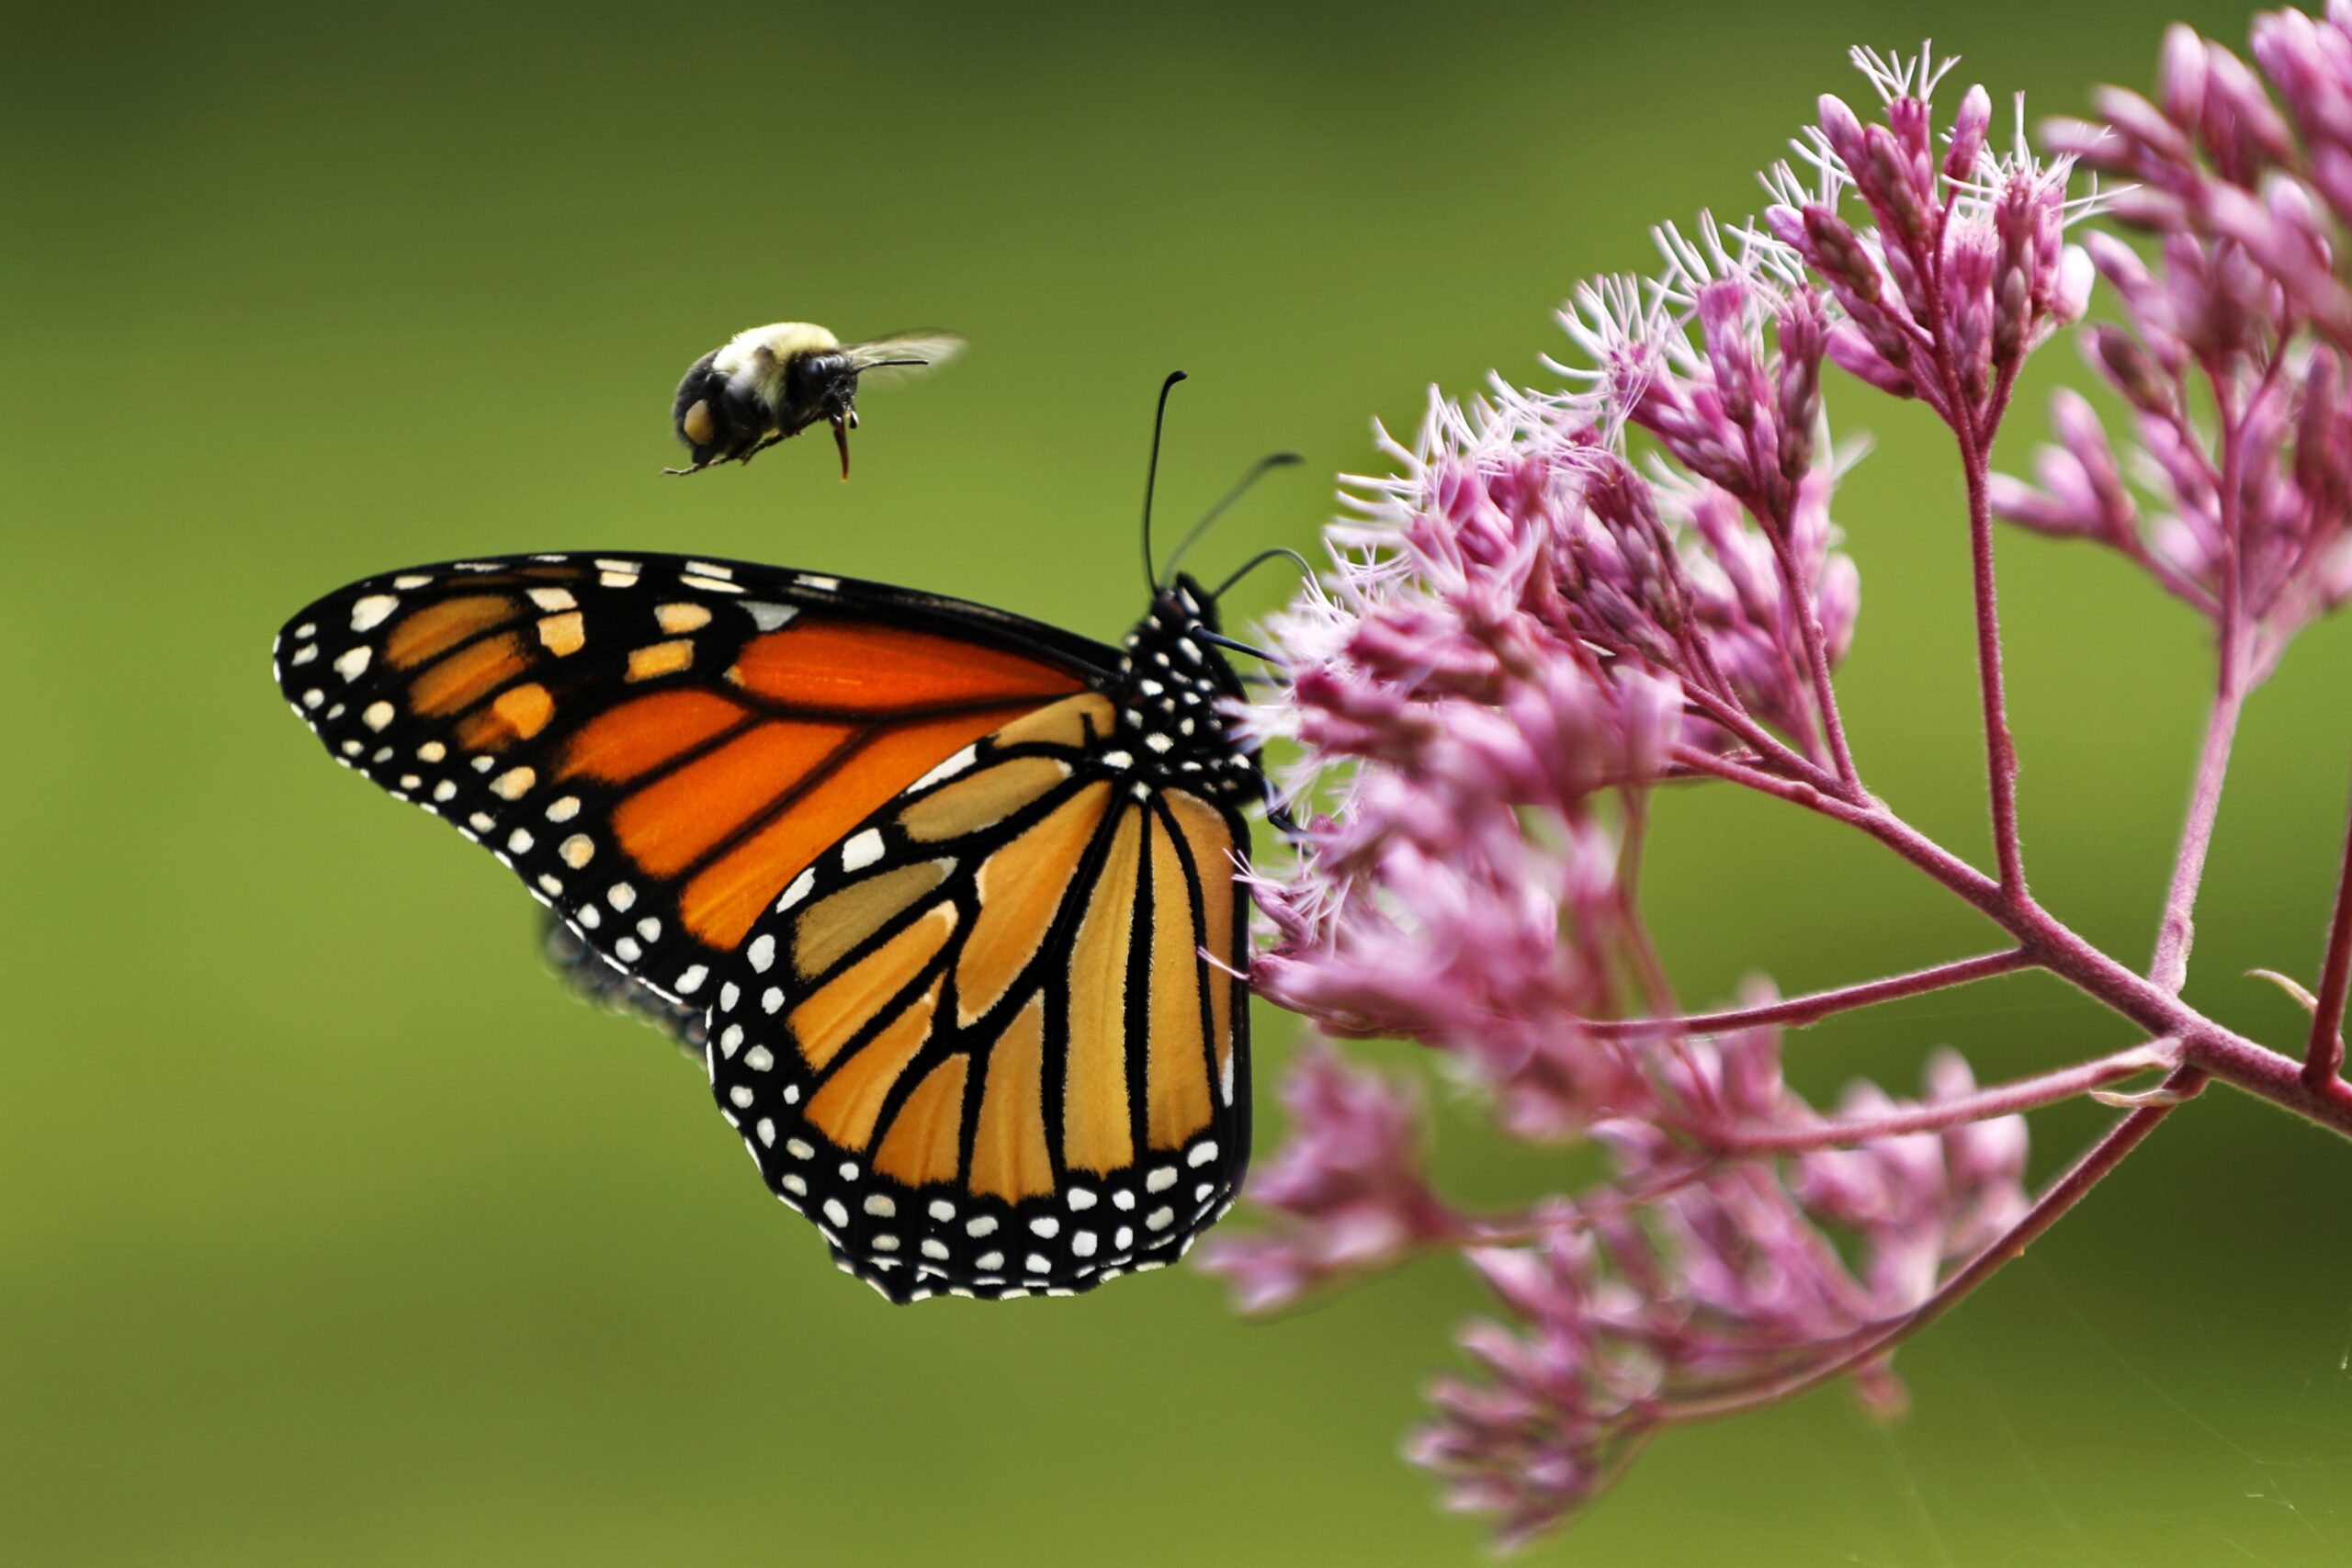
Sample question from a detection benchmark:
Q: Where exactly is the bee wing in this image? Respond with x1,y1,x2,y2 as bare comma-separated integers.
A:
842,330,966,383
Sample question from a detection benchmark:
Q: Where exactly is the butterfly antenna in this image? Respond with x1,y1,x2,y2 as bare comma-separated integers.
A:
1160,452,1303,588
1209,546,1316,602
1140,371,1188,592
1195,628,1283,668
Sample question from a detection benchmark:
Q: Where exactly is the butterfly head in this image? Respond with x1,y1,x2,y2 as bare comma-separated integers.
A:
1108,574,1260,803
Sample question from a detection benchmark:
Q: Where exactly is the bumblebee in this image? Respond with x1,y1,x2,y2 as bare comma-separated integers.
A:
666,322,963,479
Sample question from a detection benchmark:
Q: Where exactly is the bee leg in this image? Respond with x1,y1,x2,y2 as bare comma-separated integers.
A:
735,434,786,466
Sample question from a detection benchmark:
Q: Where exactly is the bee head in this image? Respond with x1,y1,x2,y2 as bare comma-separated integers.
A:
786,351,861,426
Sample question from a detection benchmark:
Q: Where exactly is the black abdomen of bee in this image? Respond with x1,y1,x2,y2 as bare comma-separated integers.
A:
670,351,768,468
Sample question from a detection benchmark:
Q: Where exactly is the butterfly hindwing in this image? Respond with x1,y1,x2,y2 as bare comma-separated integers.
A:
706,690,1254,1301
272,553,1113,1009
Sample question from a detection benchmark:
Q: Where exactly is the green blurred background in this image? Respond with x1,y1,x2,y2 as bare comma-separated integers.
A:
8,1,2352,1562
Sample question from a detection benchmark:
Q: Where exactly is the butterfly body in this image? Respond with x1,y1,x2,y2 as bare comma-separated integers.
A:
273,550,1256,1302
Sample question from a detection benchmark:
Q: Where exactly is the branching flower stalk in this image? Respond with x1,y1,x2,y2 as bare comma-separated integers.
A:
1201,15,2352,1551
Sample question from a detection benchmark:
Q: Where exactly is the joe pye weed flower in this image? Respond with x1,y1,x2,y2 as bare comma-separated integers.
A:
1202,15,2352,1551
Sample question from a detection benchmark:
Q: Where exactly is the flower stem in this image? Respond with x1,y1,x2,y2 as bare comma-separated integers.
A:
2150,676,2247,995
2303,773,2352,1089
1677,1040,2177,1156
1764,520,1862,796
1960,425,2028,896
1585,948,2032,1042
2151,361,2252,996
1678,744,2352,1139
1679,683,1844,794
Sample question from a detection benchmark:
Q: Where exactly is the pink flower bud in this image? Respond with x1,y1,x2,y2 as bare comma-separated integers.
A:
2053,244,2097,324
1826,321,1917,398
1816,93,1870,177
2162,25,2211,129
1946,84,1992,181
2202,43,2296,180
2086,323,2175,414
1775,290,1826,481
2091,85,2197,173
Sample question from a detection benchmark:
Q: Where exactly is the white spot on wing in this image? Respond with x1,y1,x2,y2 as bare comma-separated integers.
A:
842,829,885,872
912,746,976,790
349,595,398,632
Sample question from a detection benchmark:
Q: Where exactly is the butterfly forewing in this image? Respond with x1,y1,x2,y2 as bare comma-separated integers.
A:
707,689,1254,1301
272,553,1109,1008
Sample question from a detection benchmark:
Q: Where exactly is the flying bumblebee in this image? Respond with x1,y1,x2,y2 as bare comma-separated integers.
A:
666,323,964,479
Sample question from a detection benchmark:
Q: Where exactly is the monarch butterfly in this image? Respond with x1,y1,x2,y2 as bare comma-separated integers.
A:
271,379,1284,1303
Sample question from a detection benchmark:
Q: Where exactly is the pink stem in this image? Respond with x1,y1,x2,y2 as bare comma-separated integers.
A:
2150,678,2246,995
1679,684,1843,794
1676,743,2352,1140
1677,1041,2177,1156
1909,218,2025,896
1667,1065,2203,1425
1959,423,2027,896
1585,948,2031,1042
1674,748,2005,912
2304,775,2352,1089
1763,519,1862,796
2151,358,2250,995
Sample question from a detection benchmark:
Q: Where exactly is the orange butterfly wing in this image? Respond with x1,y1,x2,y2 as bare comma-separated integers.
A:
274,554,1111,1005
277,555,1262,1303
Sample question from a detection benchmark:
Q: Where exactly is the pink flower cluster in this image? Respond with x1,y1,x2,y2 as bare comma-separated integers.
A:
2004,10,2352,678
1763,47,2094,436
1205,1018,2030,1545
1197,53,2080,1548
1210,24,2352,1553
